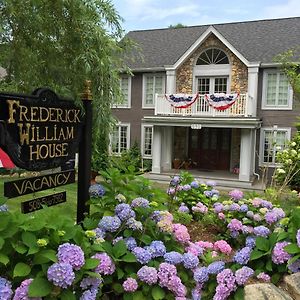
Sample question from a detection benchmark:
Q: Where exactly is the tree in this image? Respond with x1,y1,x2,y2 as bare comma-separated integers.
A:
0,0,131,170
168,23,186,29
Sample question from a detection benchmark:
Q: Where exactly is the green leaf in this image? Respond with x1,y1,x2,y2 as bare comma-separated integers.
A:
117,268,124,280
83,258,100,270
112,283,123,294
271,273,281,284
234,287,244,300
124,293,133,300
85,271,102,279
255,237,270,251
122,253,137,263
28,278,52,297
61,290,76,300
123,229,132,238
277,232,289,241
113,240,127,258
12,243,27,254
33,250,57,264
0,253,9,265
22,231,37,247
91,244,104,252
140,235,152,245
284,243,300,254
266,260,273,271
0,237,5,250
101,241,113,255
27,246,39,255
132,291,147,300
13,263,31,277
288,254,300,264
250,250,265,260
151,286,165,300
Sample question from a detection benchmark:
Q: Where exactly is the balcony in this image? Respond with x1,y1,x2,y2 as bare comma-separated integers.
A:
155,93,252,117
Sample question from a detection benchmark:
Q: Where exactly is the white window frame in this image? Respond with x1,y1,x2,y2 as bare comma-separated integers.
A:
109,123,131,156
142,73,165,109
262,70,293,110
114,75,131,108
259,126,291,166
141,125,153,158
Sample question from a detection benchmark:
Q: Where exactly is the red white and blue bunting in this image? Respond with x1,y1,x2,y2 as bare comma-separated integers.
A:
165,93,199,108
205,93,239,111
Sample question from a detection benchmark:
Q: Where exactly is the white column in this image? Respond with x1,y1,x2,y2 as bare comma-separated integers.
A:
239,128,254,181
152,126,162,173
247,65,259,117
162,127,173,171
165,68,176,94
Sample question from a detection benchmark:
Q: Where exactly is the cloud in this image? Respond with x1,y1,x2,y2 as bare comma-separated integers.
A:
263,0,300,18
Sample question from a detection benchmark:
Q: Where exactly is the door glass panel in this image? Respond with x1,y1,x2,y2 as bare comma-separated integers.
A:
197,78,210,94
214,77,228,93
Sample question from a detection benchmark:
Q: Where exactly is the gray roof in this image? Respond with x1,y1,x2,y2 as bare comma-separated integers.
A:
126,17,300,69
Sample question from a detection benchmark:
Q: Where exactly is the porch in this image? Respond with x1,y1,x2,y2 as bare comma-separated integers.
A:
155,93,252,117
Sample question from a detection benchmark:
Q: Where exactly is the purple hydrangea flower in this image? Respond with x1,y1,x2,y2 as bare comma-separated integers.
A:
288,260,300,273
131,197,150,208
80,277,102,290
122,278,138,292
240,204,248,212
57,243,85,270
272,242,292,264
297,229,300,248
182,253,199,269
190,181,199,188
164,251,183,265
89,184,105,197
47,263,75,288
227,219,243,232
167,187,176,195
214,203,224,213
228,189,243,200
178,204,190,213
124,237,137,251
137,266,158,285
204,190,213,198
257,272,271,282
214,269,237,300
253,225,270,237
265,211,278,224
272,207,285,219
112,237,123,245
229,203,240,211
0,277,12,300
80,288,98,300
182,184,191,191
94,228,105,239
207,261,225,274
92,253,115,275
261,200,273,209
194,267,209,283
170,176,181,186
234,247,252,265
98,216,121,232
115,203,135,221
245,236,256,249
235,266,254,285
246,211,254,218
132,247,152,264
253,214,262,222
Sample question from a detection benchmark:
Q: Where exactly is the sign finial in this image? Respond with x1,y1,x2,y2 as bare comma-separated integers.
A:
82,80,92,101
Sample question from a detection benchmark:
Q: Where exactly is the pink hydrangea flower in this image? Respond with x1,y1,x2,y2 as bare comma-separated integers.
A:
214,240,232,255
173,224,190,244
218,212,225,220
195,241,214,250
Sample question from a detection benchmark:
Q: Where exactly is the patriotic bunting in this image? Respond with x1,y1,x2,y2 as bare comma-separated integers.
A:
165,93,199,108
0,147,15,169
205,93,239,111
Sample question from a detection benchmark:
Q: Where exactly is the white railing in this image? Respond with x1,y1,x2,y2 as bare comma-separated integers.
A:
155,94,251,117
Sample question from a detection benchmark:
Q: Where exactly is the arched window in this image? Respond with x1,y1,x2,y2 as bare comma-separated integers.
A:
196,48,229,65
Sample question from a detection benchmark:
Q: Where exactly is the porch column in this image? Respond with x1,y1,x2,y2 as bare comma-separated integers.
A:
162,127,173,171
165,67,176,94
247,65,259,117
239,128,254,181
152,126,162,173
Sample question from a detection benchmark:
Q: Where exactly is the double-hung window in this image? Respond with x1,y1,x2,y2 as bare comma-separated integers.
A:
142,125,153,157
262,70,293,109
117,75,131,108
260,127,291,165
110,124,130,155
143,74,165,108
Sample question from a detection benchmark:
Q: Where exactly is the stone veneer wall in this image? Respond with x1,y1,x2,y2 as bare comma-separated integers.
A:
176,34,248,93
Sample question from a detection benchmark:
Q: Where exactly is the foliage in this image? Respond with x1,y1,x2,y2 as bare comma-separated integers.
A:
168,23,186,28
274,131,300,189
0,0,133,171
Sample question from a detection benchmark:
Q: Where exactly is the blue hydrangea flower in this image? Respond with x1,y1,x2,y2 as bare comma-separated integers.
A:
57,243,85,270
124,237,137,251
182,253,199,269
234,247,252,265
0,277,12,300
194,267,209,283
0,205,8,212
288,259,300,273
115,203,135,221
235,266,254,285
240,204,248,212
132,247,152,264
80,277,102,290
47,263,75,288
170,175,181,186
148,241,166,258
89,184,105,197
190,181,199,188
98,216,121,232
207,261,225,274
164,251,183,265
178,204,190,213
131,197,150,208
253,226,270,237
80,287,98,300
245,236,256,249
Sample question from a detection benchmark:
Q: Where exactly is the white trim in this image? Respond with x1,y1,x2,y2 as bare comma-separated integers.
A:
174,26,250,69
115,75,132,108
259,126,291,167
142,73,166,109
109,122,131,156
193,76,230,94
262,69,293,110
141,124,153,158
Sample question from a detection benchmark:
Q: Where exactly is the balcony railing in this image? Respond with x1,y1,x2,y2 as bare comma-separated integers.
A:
155,93,251,117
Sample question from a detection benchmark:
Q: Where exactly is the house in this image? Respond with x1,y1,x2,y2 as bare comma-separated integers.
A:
112,17,300,187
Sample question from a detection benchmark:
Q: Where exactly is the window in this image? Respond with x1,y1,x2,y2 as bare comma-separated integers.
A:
142,125,153,157
262,71,293,109
110,124,130,155
260,127,291,165
117,75,131,108
143,74,165,108
196,48,229,65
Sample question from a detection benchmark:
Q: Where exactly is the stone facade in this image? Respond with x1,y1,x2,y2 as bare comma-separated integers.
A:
176,34,248,94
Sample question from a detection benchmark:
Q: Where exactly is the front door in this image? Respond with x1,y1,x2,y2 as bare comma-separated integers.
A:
189,128,231,170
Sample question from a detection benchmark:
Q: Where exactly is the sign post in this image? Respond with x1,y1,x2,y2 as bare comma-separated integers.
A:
77,81,93,223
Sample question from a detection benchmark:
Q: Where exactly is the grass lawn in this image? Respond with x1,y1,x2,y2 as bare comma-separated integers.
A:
0,175,78,220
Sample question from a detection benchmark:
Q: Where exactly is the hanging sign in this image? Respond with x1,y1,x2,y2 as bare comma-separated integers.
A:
21,191,66,214
4,169,75,198
205,93,239,111
0,88,82,171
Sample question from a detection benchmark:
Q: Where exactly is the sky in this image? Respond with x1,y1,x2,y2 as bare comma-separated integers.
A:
111,0,300,32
